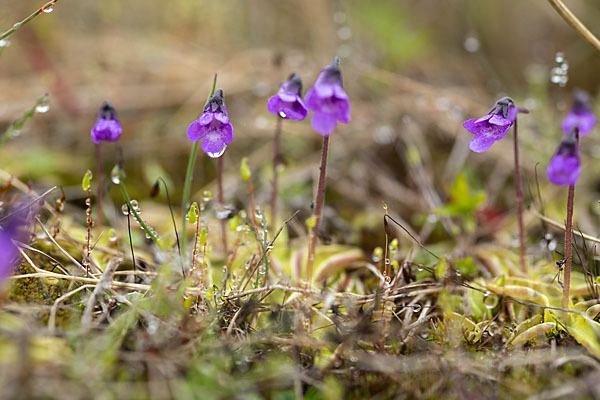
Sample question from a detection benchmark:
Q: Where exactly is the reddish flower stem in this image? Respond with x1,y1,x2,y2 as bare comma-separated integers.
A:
271,117,283,225
513,118,526,273
95,143,104,227
85,186,92,277
562,184,575,309
306,135,330,287
218,156,228,256
249,175,258,230
562,131,579,309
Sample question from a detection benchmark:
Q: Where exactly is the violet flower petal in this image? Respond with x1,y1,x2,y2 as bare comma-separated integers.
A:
187,120,205,142
311,111,337,136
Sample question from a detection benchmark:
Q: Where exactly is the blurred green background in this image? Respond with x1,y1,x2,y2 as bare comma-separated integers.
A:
1,0,600,247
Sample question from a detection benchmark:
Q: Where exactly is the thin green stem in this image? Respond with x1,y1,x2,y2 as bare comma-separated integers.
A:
181,141,199,256
513,117,526,273
119,172,159,245
0,94,48,146
218,155,228,256
0,0,59,42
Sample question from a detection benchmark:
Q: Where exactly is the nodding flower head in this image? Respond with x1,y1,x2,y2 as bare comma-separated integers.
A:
267,73,308,121
187,89,234,158
547,128,581,186
305,57,351,136
91,101,122,144
562,89,596,136
463,97,519,153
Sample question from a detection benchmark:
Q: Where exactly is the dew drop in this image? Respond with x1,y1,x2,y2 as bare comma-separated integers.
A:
202,190,212,202
121,203,130,215
550,52,569,87
108,228,118,242
130,199,139,211
35,96,50,113
254,207,263,222
412,304,422,313
35,103,50,113
333,11,346,24
463,35,479,53
42,4,54,13
207,145,227,158
337,26,352,41
111,166,121,184
482,291,499,309
278,111,287,118
0,39,10,48
215,205,232,220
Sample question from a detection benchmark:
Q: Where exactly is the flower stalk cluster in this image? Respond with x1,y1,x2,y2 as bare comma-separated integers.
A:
463,89,596,309
546,90,595,309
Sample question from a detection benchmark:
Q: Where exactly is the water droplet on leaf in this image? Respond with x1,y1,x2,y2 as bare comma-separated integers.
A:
482,291,499,309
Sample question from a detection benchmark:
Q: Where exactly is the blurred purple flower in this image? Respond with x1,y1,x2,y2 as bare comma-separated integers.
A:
0,228,17,283
463,97,518,153
187,89,233,158
0,202,34,283
267,73,308,120
562,90,596,136
305,57,350,136
547,129,580,186
91,101,122,144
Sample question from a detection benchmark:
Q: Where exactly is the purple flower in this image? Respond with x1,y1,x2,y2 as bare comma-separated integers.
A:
0,228,17,283
562,90,596,136
547,130,580,186
187,89,233,158
267,73,308,120
463,97,517,153
0,203,33,284
91,101,122,144
305,57,351,136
